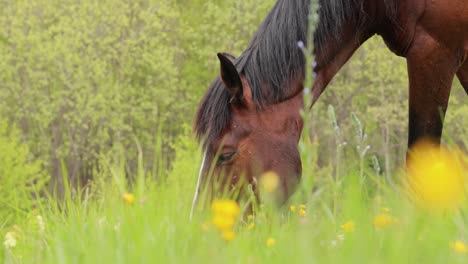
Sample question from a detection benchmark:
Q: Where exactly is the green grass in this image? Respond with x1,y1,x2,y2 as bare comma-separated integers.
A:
2,135,468,264
1,106,467,264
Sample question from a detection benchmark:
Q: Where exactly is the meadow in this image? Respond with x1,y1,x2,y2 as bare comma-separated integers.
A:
1,0,468,263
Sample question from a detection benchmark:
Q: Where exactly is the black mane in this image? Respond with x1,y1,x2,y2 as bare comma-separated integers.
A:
235,0,310,106
314,0,397,61
195,0,395,149
314,0,369,53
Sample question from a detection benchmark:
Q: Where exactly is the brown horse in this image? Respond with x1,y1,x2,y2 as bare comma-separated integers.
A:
191,0,468,215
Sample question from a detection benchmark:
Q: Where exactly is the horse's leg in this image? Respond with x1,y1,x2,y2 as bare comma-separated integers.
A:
406,33,458,148
456,61,468,95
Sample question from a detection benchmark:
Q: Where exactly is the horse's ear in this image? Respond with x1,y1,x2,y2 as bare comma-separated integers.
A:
220,52,236,61
217,53,243,105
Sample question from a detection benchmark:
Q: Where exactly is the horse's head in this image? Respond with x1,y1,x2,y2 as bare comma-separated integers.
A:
194,53,304,204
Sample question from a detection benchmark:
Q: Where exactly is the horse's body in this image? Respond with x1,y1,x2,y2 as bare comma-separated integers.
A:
191,0,468,214
312,0,468,147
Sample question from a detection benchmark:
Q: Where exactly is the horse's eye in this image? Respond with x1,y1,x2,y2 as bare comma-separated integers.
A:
217,152,237,165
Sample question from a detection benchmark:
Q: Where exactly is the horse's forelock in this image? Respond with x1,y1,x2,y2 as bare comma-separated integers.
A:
194,77,232,150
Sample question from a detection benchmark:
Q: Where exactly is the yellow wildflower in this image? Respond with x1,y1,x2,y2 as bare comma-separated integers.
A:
211,199,225,213
266,238,276,247
299,208,306,217
212,215,235,231
260,171,279,193
341,221,355,233
290,205,296,213
299,204,306,210
122,193,136,205
211,199,241,237
374,214,397,229
211,199,240,218
450,240,468,254
406,141,466,211
222,230,235,241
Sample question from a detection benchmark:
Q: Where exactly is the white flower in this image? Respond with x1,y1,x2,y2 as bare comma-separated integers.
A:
37,215,45,233
4,232,17,249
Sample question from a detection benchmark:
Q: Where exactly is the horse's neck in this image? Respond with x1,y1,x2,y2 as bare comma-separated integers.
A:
311,0,389,105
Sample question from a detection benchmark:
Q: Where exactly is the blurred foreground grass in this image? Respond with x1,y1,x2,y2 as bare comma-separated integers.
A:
2,136,468,264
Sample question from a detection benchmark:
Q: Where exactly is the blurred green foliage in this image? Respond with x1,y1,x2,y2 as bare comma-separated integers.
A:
0,0,272,198
0,120,48,226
